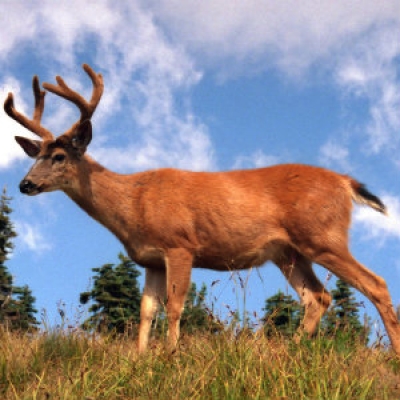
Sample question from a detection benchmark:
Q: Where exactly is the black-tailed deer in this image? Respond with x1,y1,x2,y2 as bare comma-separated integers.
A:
4,64,400,355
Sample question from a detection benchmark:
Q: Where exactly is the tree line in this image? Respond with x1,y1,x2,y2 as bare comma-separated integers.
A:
0,188,38,331
0,187,386,344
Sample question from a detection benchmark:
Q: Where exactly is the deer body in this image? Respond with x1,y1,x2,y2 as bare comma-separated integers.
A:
64,160,354,272
5,65,400,356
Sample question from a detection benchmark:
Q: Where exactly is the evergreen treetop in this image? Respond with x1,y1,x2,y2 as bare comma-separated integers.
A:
0,187,39,331
0,187,17,264
80,253,142,334
180,282,222,334
322,278,366,342
262,290,301,337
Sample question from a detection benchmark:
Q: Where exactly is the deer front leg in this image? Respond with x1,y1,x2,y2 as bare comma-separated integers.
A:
165,248,193,352
138,268,166,354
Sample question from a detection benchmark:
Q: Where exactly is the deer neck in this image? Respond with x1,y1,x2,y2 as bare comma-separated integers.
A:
64,155,137,244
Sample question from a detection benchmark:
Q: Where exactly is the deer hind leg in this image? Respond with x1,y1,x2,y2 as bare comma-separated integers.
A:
138,268,166,354
315,249,400,356
165,248,193,352
278,253,332,337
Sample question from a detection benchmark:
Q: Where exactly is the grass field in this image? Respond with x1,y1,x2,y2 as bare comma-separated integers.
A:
1,326,399,399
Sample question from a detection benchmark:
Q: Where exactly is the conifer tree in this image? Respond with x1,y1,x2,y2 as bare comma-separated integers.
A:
7,285,39,331
180,282,221,334
262,290,301,337
0,188,16,316
0,188,39,330
0,263,13,317
0,188,16,264
154,282,222,336
80,253,142,334
322,278,367,343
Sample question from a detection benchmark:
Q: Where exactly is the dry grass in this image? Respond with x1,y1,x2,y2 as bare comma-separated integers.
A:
0,327,399,399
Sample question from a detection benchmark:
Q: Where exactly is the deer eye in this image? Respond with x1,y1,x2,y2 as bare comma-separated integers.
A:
52,153,66,163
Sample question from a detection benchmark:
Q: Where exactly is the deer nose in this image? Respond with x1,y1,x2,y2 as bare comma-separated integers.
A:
19,179,37,194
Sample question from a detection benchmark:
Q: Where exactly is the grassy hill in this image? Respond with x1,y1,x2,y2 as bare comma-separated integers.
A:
1,327,399,399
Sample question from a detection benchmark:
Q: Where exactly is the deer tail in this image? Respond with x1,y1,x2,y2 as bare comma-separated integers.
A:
350,179,387,215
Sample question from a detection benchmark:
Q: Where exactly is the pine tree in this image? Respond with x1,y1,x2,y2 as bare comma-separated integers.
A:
262,290,301,337
0,188,16,316
180,282,221,334
153,282,222,337
7,285,39,331
0,263,13,316
322,278,367,343
0,188,39,331
0,188,16,264
80,253,142,335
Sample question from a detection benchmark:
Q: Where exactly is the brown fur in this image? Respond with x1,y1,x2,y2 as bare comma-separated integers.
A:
5,65,400,355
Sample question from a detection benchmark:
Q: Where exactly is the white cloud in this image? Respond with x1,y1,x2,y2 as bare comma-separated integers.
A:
318,140,351,172
354,195,400,241
92,114,214,171
0,1,214,173
148,0,400,167
14,221,52,254
1,1,399,173
0,4,37,58
336,24,400,159
146,0,400,77
0,1,118,65
233,150,279,169
0,78,38,169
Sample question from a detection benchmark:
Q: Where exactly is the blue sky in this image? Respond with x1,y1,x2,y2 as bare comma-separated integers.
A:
0,1,399,335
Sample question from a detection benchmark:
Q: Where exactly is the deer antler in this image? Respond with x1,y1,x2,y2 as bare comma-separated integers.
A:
42,64,104,133
4,76,54,141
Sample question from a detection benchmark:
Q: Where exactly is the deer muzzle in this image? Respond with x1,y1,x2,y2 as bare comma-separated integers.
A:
19,179,40,195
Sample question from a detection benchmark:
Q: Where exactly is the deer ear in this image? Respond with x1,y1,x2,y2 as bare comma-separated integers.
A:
71,120,92,154
15,136,42,158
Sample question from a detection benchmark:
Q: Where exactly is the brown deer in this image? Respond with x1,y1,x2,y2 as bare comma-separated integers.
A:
4,64,400,355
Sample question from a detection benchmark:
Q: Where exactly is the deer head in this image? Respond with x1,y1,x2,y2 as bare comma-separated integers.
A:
4,64,104,195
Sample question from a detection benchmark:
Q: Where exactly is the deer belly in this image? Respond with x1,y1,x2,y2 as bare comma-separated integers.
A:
130,247,165,269
194,243,282,271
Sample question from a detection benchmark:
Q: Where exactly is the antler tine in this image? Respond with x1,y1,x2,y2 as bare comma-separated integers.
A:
82,63,104,117
4,76,54,141
42,64,104,123
32,76,46,123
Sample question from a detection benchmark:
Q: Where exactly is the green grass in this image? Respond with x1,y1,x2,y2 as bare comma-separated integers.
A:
0,327,399,399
